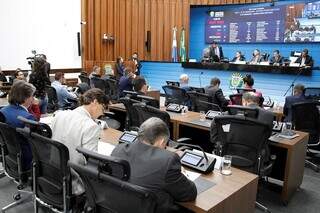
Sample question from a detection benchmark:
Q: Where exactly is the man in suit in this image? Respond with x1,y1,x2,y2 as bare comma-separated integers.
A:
209,41,224,62
0,81,36,170
283,84,307,122
205,77,229,110
119,67,135,97
295,49,313,67
269,50,284,66
112,117,197,212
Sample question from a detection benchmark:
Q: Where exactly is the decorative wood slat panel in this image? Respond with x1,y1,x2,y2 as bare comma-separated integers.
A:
81,0,271,69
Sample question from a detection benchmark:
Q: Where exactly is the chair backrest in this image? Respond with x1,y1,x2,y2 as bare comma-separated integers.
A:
166,81,180,87
69,147,157,213
91,76,108,94
0,119,29,180
214,115,271,174
132,103,170,127
229,93,243,105
162,85,189,106
236,88,256,94
119,97,141,130
17,128,72,211
304,87,320,101
189,87,205,93
188,91,221,112
227,105,259,119
77,82,91,95
105,78,119,100
292,101,320,144
79,74,90,85
45,85,59,113
136,95,159,108
17,116,52,138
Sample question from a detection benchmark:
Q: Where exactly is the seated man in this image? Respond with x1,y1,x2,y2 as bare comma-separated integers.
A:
269,50,284,66
112,117,197,212
283,84,306,122
119,67,135,97
210,92,274,144
1,81,36,170
51,88,108,194
249,49,264,65
179,74,191,91
133,76,148,95
51,72,77,109
205,77,229,110
295,49,313,67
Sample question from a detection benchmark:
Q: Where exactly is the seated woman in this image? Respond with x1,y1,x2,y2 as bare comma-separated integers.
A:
0,81,36,169
231,51,245,63
242,74,262,97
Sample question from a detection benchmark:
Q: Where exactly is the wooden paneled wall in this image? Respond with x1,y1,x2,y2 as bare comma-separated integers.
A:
81,0,271,69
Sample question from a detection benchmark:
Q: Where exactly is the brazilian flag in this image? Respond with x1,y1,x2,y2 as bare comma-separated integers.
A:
180,27,186,62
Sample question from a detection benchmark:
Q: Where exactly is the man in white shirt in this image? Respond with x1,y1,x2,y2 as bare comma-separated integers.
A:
51,88,108,194
51,72,77,109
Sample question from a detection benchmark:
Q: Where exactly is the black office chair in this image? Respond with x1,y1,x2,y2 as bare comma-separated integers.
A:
132,103,170,127
189,86,205,93
105,78,119,101
90,76,108,94
79,74,90,86
227,105,259,119
69,147,157,213
166,81,180,87
304,87,320,101
236,88,256,94
0,117,33,212
119,97,141,131
292,101,320,172
188,91,222,112
162,85,189,106
45,85,59,113
17,116,52,138
214,115,274,212
76,82,91,95
17,128,73,213
229,93,243,105
136,95,159,108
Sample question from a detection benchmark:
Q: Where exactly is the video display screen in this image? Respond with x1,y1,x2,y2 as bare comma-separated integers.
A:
205,1,320,43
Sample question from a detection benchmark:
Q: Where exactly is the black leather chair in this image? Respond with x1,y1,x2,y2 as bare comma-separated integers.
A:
79,74,90,86
17,128,73,213
166,81,180,87
119,97,141,131
45,85,59,113
304,87,320,101
0,116,33,212
132,103,170,128
76,82,91,95
17,116,52,138
90,76,108,94
189,86,205,93
162,85,189,106
214,115,274,212
236,88,256,94
69,147,157,213
292,101,320,172
105,78,119,101
188,91,222,112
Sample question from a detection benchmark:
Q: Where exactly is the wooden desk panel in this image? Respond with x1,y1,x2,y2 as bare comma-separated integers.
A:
101,127,258,213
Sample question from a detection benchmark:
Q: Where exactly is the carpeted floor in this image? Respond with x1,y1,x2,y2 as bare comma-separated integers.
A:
1,166,319,213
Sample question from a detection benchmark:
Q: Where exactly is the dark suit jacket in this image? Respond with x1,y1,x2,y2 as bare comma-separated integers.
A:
130,58,142,76
295,55,313,67
283,95,307,122
115,63,125,79
205,86,229,109
231,55,245,62
111,141,197,212
118,76,133,97
0,104,35,170
269,56,284,65
209,46,224,62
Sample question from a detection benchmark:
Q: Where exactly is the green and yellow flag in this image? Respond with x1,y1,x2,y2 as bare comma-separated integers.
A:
180,27,186,62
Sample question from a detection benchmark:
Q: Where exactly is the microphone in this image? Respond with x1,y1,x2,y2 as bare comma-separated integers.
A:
199,71,204,87
171,142,209,163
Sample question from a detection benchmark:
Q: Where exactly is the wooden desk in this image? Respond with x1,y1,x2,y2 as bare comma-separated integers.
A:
108,103,307,204
101,128,258,213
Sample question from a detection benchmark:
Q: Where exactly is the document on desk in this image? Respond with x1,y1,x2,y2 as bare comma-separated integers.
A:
182,169,201,181
98,141,115,156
